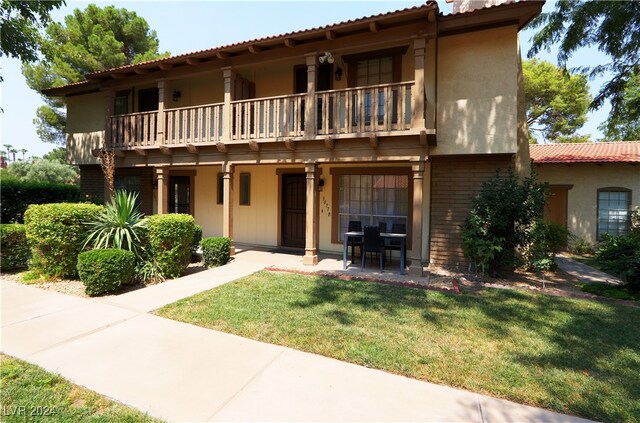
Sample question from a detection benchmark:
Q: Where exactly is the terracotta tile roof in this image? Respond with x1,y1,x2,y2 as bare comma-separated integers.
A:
530,142,640,164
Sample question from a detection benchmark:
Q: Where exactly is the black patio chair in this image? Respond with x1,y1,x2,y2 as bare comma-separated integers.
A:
347,220,363,263
386,223,406,267
361,226,385,272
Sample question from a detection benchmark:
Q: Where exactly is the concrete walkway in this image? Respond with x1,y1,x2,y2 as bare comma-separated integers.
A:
556,253,623,285
2,251,592,422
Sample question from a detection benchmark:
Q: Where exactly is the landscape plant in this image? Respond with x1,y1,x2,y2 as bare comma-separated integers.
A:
595,233,640,290
84,190,148,259
0,224,30,270
461,168,547,275
77,249,135,295
147,214,197,279
0,179,80,223
24,203,103,278
200,237,231,267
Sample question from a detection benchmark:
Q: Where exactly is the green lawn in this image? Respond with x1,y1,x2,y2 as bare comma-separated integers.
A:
157,271,640,423
0,354,161,422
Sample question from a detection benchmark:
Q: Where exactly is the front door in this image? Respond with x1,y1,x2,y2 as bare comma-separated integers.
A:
544,186,569,228
281,174,306,248
169,176,191,214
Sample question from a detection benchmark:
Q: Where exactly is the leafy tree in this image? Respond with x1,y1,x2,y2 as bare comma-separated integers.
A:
524,59,591,143
42,147,67,164
528,1,640,133
0,0,65,69
5,159,78,184
22,4,169,145
600,69,640,141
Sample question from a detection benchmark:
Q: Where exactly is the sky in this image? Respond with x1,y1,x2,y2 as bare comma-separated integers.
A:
0,0,612,159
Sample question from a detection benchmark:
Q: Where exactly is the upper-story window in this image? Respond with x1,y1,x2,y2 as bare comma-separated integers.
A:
114,91,129,115
356,57,393,86
597,188,631,239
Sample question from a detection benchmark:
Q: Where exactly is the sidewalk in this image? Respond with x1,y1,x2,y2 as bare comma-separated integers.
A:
556,253,623,285
2,251,592,422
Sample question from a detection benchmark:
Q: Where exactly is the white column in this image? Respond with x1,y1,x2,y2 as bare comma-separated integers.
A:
222,68,236,142
222,161,235,255
409,161,425,276
155,166,169,214
412,38,426,129
304,53,317,139
303,162,319,265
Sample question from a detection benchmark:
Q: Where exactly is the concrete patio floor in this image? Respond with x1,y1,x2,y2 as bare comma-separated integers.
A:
1,248,593,422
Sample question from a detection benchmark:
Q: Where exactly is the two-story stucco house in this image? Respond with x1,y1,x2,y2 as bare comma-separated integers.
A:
44,0,543,275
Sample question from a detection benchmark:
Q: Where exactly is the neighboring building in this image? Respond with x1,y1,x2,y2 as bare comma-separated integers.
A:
44,0,543,273
531,142,640,244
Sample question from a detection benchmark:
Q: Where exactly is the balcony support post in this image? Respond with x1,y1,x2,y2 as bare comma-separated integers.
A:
155,166,169,214
412,38,426,129
104,89,115,149
304,53,317,139
303,161,319,265
408,161,425,276
426,30,437,136
222,161,235,255
157,80,170,145
222,68,236,142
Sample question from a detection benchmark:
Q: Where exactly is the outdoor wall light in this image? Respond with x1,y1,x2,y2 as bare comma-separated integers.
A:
317,178,325,192
318,52,334,64
172,90,182,102
334,67,343,81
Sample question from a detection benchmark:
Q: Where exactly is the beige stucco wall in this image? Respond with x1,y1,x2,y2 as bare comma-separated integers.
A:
170,72,224,108
188,162,430,261
433,25,519,155
536,163,640,244
66,92,105,165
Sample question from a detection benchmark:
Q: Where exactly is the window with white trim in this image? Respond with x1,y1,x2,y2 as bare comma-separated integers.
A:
598,189,630,239
338,174,409,241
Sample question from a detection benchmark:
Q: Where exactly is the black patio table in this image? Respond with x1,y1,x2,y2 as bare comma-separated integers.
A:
342,231,407,275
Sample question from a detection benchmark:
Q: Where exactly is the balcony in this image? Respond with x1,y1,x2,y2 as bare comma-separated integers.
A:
108,81,420,150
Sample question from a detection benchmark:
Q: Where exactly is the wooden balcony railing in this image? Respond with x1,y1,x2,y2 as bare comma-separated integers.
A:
108,81,416,149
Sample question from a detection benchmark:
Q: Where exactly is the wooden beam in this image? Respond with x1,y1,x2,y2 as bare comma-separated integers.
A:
284,138,296,151
186,58,201,65
215,142,227,153
369,134,378,148
216,51,230,60
284,38,296,48
325,30,336,40
369,21,380,33
159,145,173,155
113,149,125,157
158,63,173,70
323,136,334,150
248,45,262,54
419,130,427,146
185,144,199,154
134,148,147,156
248,140,260,152
134,68,149,75
111,73,126,79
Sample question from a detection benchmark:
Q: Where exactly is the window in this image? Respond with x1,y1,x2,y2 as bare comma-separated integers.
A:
598,188,631,239
217,173,224,205
338,174,409,241
114,91,129,115
240,173,251,206
356,57,393,86
114,175,141,208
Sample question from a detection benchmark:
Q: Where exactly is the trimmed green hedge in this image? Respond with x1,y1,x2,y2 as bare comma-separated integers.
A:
201,237,231,268
0,224,30,271
1,179,80,223
191,225,203,263
24,203,104,279
147,214,197,279
77,249,135,296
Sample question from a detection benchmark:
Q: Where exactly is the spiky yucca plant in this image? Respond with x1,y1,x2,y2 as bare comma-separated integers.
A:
84,190,147,258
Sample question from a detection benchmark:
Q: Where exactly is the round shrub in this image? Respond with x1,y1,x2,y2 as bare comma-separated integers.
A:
147,214,197,279
24,203,104,279
201,237,231,267
0,224,31,271
77,249,135,296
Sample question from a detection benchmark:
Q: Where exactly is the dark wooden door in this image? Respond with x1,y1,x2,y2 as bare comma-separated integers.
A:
282,174,306,248
169,176,191,214
138,88,159,112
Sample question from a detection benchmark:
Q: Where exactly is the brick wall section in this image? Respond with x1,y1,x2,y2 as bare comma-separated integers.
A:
429,155,514,269
79,165,153,215
79,165,105,204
